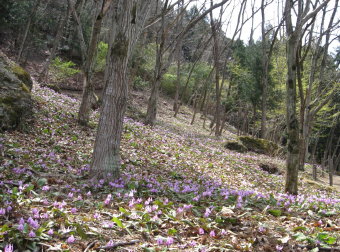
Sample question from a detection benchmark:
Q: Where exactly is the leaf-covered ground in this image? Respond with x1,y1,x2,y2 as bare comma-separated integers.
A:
0,80,339,252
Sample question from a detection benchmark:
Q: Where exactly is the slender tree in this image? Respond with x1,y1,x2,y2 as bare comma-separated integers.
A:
298,0,338,171
78,0,113,126
284,0,330,194
40,1,71,82
145,0,232,126
17,0,42,62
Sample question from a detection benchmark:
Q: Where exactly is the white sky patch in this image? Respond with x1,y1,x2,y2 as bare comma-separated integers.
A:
179,0,339,53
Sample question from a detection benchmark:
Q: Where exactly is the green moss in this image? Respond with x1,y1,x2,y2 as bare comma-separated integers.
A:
10,64,32,89
21,83,30,93
224,141,247,153
45,83,61,93
0,96,17,104
239,136,280,156
111,32,128,59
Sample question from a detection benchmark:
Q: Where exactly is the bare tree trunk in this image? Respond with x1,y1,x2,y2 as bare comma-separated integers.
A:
298,0,337,171
260,0,268,139
17,0,42,62
146,0,231,125
312,164,317,180
283,0,330,195
209,4,222,137
284,0,300,195
90,0,151,181
173,47,181,112
145,0,168,126
174,34,213,117
190,93,199,125
40,1,70,82
173,0,183,112
67,0,87,64
328,155,333,186
78,0,113,126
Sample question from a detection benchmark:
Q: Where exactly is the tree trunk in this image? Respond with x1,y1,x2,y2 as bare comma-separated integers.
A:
173,0,183,113
260,0,268,139
173,46,181,112
78,0,112,126
145,0,168,126
90,0,151,180
284,0,300,195
146,0,231,125
145,77,161,125
190,93,199,125
283,0,330,194
328,155,333,186
209,7,222,137
90,47,128,179
40,2,70,82
284,35,300,195
17,0,42,62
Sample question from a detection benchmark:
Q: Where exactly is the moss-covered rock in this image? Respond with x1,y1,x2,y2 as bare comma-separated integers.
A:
259,162,281,174
224,140,247,153
43,83,61,93
9,64,33,90
239,136,281,156
0,51,33,131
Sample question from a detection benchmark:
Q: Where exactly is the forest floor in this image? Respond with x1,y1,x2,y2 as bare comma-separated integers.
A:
0,67,340,251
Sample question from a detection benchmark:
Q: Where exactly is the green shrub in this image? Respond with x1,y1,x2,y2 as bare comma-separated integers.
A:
238,136,282,156
50,57,80,82
133,76,149,90
94,41,108,72
161,73,176,96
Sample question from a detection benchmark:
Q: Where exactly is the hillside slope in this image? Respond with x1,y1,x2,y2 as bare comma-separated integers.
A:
0,79,339,251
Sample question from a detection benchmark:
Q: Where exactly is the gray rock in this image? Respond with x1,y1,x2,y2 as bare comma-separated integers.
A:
0,51,33,131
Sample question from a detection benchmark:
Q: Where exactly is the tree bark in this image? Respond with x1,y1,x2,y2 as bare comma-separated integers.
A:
284,0,300,195
78,0,113,126
260,0,268,139
209,4,222,137
145,0,168,126
173,0,183,112
40,1,70,82
90,0,151,181
298,0,337,171
283,0,330,195
17,0,42,62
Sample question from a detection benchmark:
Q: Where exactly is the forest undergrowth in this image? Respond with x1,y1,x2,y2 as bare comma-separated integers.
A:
0,80,339,251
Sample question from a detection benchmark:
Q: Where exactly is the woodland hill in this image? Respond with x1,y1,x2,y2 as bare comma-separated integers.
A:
0,0,340,251
0,72,339,251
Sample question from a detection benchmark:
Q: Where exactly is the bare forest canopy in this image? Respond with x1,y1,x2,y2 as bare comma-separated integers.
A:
0,0,340,251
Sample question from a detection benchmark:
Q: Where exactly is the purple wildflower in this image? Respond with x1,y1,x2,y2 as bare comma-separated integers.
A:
106,240,114,247
276,245,283,251
4,244,13,252
165,237,174,246
42,185,50,191
67,235,75,243
157,237,164,245
204,208,212,217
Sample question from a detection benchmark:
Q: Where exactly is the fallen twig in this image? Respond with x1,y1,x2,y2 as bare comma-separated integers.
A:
297,245,340,252
84,240,97,252
97,240,140,250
